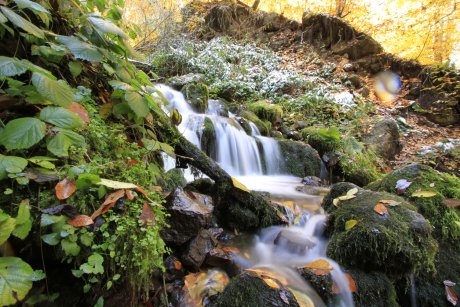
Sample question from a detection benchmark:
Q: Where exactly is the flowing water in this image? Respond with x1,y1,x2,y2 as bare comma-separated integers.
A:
157,85,355,306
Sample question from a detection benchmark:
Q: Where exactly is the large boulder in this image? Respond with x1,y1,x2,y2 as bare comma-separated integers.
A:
167,73,205,90
278,140,322,177
181,82,209,113
323,182,437,276
360,116,403,160
161,188,214,245
301,14,383,60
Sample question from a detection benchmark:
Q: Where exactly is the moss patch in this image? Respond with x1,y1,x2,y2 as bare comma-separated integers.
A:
201,117,217,159
240,110,272,136
349,270,399,307
181,82,209,113
278,140,321,177
247,100,283,124
323,183,437,277
301,126,341,156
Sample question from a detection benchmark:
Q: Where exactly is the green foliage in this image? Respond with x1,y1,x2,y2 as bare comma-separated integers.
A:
0,257,35,306
301,126,341,155
0,118,46,150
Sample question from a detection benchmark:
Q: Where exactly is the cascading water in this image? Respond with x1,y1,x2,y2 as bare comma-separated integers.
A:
156,84,355,306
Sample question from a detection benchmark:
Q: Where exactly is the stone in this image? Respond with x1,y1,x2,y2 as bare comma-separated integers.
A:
342,63,355,72
294,120,308,130
161,188,214,245
359,86,370,97
181,82,209,113
347,74,363,89
360,116,403,160
274,228,316,254
164,255,185,282
181,229,217,271
167,73,205,90
278,140,322,178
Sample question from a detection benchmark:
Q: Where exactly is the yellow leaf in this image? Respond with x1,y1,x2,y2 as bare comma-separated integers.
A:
231,177,250,193
263,277,280,289
289,288,314,307
96,178,137,189
346,188,358,196
411,190,437,198
345,219,358,231
333,198,340,207
303,259,333,276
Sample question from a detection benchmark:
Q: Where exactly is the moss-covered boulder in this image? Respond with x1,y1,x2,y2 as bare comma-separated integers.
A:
167,73,205,90
301,126,341,156
360,116,403,160
278,140,321,178
201,117,217,159
323,182,437,276
182,82,209,113
209,272,300,307
161,168,186,191
240,110,272,136
247,100,283,124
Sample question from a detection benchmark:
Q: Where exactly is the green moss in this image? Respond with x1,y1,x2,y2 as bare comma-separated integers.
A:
349,270,399,307
323,183,437,277
240,110,271,136
278,140,321,178
301,126,341,155
367,164,460,241
181,82,209,113
201,117,216,158
247,100,283,123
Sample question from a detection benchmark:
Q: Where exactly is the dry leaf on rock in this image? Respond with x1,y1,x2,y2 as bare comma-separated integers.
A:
303,259,333,276
91,189,125,220
411,190,437,198
374,203,388,215
139,203,155,227
345,219,358,231
332,273,357,294
55,177,76,200
67,215,94,227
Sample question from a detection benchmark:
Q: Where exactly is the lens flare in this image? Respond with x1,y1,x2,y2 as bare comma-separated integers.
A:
374,71,401,102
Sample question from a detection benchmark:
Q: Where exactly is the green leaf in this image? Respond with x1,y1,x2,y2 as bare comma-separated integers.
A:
76,173,101,189
21,60,56,79
0,257,34,306
40,106,83,129
47,128,85,157
28,157,56,169
0,6,44,38
31,72,74,107
0,217,15,245
0,118,46,151
0,56,27,77
40,214,65,227
411,190,438,198
80,232,93,247
95,296,104,307
80,253,104,274
345,219,358,231
31,270,46,281
57,36,103,62
68,61,83,78
88,16,127,38
12,200,32,239
125,91,149,118
72,269,84,278
61,238,80,256
14,0,50,14
41,233,60,245
0,11,7,23
0,155,28,180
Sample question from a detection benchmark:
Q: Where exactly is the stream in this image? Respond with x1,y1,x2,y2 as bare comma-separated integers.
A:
158,85,355,306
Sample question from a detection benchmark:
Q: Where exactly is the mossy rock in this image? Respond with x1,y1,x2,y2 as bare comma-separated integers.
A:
209,272,300,307
366,164,460,241
185,178,215,196
181,82,209,113
201,117,217,159
301,126,341,156
323,182,437,276
240,110,271,136
348,270,399,307
247,100,283,124
278,140,321,178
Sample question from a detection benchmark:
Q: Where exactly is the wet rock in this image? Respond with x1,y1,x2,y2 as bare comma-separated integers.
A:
206,246,241,277
167,73,205,90
164,255,185,282
347,74,363,89
184,178,215,196
274,228,316,254
201,117,217,159
301,176,321,186
322,182,437,276
294,120,308,130
181,82,209,113
360,116,403,160
181,229,217,271
295,185,330,196
209,272,300,307
161,188,214,245
278,140,321,178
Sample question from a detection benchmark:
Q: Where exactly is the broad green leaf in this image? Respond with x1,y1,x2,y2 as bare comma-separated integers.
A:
58,129,85,146
96,178,137,189
31,72,74,107
12,220,32,239
68,61,82,78
0,6,44,38
411,191,438,198
40,106,83,129
21,60,56,79
0,217,15,245
41,233,60,245
345,219,358,231
40,214,65,227
231,177,249,193
28,157,56,169
0,118,46,151
80,232,93,247
61,238,80,256
0,12,7,23
0,155,28,180
0,56,27,77
12,200,32,239
0,257,34,306
80,253,104,274
125,91,149,118
47,132,72,157
31,45,65,63
88,16,127,38
57,36,103,62
14,0,50,14
108,80,133,91
76,173,101,189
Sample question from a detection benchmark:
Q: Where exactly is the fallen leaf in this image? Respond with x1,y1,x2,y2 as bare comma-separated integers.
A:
174,260,182,270
91,189,125,220
379,200,394,204
442,199,460,208
263,277,280,289
67,215,94,227
139,203,155,227
332,273,357,294
55,177,76,200
446,285,458,306
333,198,340,207
222,246,240,254
347,188,358,196
429,183,435,188
280,291,289,304
374,203,388,215
96,178,137,189
411,190,437,198
134,186,149,197
231,177,250,193
303,259,333,276
67,102,89,124
289,288,315,307
395,179,412,191
345,219,358,231
244,268,288,286
125,190,135,200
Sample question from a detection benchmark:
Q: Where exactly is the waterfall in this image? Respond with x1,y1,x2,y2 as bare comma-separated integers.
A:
156,85,284,177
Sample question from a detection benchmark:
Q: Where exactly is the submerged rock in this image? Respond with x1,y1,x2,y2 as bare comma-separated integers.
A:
323,182,437,276
360,116,403,160
181,229,217,271
278,140,321,178
161,188,214,245
274,228,316,254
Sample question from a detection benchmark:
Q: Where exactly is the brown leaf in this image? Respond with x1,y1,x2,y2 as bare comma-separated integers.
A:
67,215,94,227
174,260,183,270
55,177,76,200
67,102,89,124
332,273,357,294
139,203,155,227
91,189,125,220
263,277,280,289
125,190,135,201
303,259,333,276
379,200,394,204
443,198,460,208
374,203,388,215
446,285,458,306
99,102,113,118
134,186,149,197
